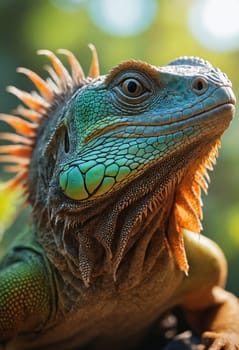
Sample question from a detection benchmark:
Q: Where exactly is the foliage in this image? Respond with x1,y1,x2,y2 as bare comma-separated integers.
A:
0,185,19,233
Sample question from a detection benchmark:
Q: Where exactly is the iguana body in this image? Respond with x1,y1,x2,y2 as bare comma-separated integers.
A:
0,47,238,349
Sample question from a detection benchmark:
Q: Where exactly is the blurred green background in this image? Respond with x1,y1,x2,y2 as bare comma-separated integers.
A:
0,0,238,295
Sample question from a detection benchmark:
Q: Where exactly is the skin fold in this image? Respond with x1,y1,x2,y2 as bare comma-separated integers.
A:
0,48,238,349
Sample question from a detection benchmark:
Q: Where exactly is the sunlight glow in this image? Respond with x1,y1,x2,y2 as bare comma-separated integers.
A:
189,0,239,51
88,0,157,36
53,0,86,11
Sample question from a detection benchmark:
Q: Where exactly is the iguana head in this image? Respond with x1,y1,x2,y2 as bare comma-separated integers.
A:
0,47,236,287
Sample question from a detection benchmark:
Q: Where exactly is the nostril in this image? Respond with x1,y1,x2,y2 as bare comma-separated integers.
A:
195,80,204,90
192,77,208,95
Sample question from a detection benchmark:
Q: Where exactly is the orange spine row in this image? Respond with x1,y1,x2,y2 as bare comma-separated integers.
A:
0,45,100,193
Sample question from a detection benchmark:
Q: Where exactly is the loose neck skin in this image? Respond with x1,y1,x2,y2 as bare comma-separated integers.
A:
33,147,184,292
32,132,220,295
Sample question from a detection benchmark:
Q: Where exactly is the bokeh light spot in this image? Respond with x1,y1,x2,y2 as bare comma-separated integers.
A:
52,0,86,12
189,0,239,51
88,0,157,37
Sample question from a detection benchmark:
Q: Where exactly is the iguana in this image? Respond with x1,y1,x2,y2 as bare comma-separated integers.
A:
0,46,238,350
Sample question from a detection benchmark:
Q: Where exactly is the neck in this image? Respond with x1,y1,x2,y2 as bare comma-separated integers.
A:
34,161,181,291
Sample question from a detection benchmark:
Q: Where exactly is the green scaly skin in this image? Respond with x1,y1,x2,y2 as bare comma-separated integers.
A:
0,56,238,350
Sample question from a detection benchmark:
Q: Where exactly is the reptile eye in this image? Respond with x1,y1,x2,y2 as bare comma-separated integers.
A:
111,71,152,106
121,78,145,97
192,77,208,95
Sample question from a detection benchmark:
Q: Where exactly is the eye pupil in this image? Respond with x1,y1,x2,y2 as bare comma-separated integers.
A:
127,80,137,93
